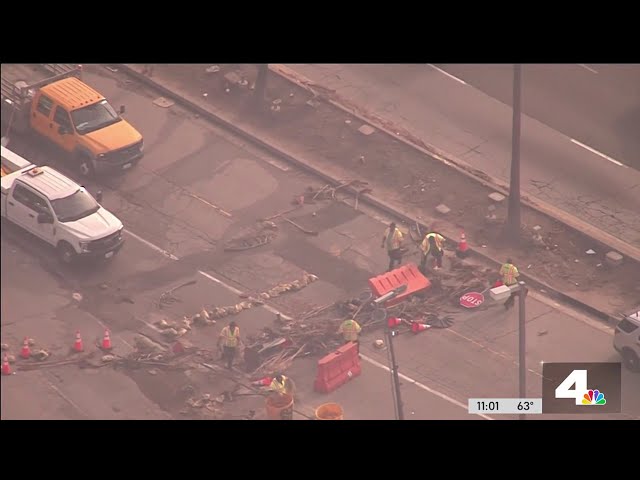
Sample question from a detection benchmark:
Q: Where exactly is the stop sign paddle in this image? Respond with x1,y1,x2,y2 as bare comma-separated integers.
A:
460,292,485,308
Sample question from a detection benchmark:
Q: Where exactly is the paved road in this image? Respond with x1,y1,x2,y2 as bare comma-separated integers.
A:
285,64,640,247
1,65,638,420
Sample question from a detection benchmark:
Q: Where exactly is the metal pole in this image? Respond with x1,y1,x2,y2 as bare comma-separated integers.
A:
386,328,405,420
518,281,527,420
507,64,522,242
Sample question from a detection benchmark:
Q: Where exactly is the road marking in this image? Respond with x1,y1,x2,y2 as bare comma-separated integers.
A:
427,64,467,85
125,231,296,322
46,380,89,417
124,230,179,260
578,64,599,74
528,290,613,335
360,354,493,420
570,139,626,167
188,193,233,218
197,270,293,321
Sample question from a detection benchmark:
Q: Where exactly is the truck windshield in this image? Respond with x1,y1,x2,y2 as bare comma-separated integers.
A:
71,100,121,135
51,188,100,223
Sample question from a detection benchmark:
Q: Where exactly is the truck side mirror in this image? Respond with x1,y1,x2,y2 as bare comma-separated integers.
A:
119,105,126,114
37,212,53,224
96,190,103,203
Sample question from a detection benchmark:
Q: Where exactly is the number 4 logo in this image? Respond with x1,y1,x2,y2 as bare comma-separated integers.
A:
555,369,588,405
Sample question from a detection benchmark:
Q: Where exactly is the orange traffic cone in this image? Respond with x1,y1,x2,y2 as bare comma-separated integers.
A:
20,337,31,359
101,330,112,351
411,322,431,334
73,331,84,353
1,355,11,375
252,376,273,387
456,231,469,258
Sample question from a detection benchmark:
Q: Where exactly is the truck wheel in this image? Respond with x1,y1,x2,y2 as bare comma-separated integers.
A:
76,153,95,178
57,242,77,264
622,349,640,372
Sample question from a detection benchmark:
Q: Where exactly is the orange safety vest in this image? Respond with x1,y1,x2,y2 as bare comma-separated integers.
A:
220,326,240,348
385,227,403,251
500,263,519,286
339,319,362,341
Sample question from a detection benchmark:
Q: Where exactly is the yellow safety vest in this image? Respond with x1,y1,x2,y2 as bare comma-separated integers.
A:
500,263,519,286
421,233,444,254
385,227,403,251
220,326,240,348
339,319,362,342
270,376,288,394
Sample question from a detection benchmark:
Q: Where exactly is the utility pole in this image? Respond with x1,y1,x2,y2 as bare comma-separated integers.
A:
507,64,522,242
385,327,405,420
517,281,527,420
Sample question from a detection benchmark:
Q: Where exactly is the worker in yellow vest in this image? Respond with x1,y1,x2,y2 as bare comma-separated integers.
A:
381,222,405,271
338,318,362,355
217,321,242,369
420,231,445,271
269,374,294,396
499,259,520,310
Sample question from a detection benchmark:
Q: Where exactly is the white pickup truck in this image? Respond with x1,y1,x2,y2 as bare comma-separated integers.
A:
1,146,125,263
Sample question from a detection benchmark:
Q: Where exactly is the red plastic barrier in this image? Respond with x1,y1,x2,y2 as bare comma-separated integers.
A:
368,263,431,307
314,342,361,394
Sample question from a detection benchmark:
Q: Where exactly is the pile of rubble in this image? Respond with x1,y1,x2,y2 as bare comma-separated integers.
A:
154,273,319,341
245,257,495,375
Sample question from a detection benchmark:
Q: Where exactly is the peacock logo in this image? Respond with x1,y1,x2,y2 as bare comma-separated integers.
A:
582,389,606,406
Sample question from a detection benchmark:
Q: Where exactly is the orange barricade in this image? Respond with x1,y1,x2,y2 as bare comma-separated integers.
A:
368,263,431,307
314,342,361,394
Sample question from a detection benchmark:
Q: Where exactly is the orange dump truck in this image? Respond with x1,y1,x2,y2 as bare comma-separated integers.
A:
1,64,144,178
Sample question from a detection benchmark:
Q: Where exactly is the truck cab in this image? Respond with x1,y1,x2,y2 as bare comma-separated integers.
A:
613,308,640,372
31,77,144,176
1,159,125,263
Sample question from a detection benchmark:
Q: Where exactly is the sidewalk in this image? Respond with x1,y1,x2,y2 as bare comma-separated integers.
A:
282,64,640,249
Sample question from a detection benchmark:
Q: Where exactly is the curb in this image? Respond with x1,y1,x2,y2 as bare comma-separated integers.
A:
116,64,618,325
268,64,640,265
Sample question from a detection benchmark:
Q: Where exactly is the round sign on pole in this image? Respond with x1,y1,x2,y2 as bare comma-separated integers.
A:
459,292,485,308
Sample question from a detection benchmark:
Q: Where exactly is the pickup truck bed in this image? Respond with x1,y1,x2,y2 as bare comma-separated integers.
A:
1,64,80,107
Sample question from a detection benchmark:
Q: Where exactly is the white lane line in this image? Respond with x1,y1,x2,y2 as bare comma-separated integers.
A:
578,64,599,74
570,139,626,167
197,270,293,321
360,354,493,420
124,230,179,260
427,64,467,85
125,230,295,321
46,381,89,417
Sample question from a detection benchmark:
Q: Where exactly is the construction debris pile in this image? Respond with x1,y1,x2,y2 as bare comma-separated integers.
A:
245,257,495,376
295,180,371,206
223,221,278,252
154,273,319,341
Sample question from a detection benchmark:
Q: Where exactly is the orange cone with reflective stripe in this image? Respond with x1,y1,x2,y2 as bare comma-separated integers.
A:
1,355,11,375
20,337,31,359
456,231,469,258
101,330,112,351
73,331,84,353
411,322,430,334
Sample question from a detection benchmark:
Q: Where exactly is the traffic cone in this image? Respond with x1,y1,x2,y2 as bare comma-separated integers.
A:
1,355,11,375
101,330,112,351
73,331,84,353
20,337,31,359
456,231,469,258
252,376,272,387
411,322,431,334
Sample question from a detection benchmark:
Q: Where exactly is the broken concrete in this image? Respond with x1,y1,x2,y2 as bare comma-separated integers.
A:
435,204,451,215
605,251,623,267
488,192,506,203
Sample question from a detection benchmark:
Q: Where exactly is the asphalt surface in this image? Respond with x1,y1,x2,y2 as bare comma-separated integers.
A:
285,64,640,247
1,66,638,420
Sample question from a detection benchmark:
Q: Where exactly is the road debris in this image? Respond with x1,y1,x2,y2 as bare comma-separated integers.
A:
282,216,318,235
224,232,276,251
158,279,198,308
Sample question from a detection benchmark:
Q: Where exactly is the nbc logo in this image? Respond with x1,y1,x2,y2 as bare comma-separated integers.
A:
581,389,606,406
